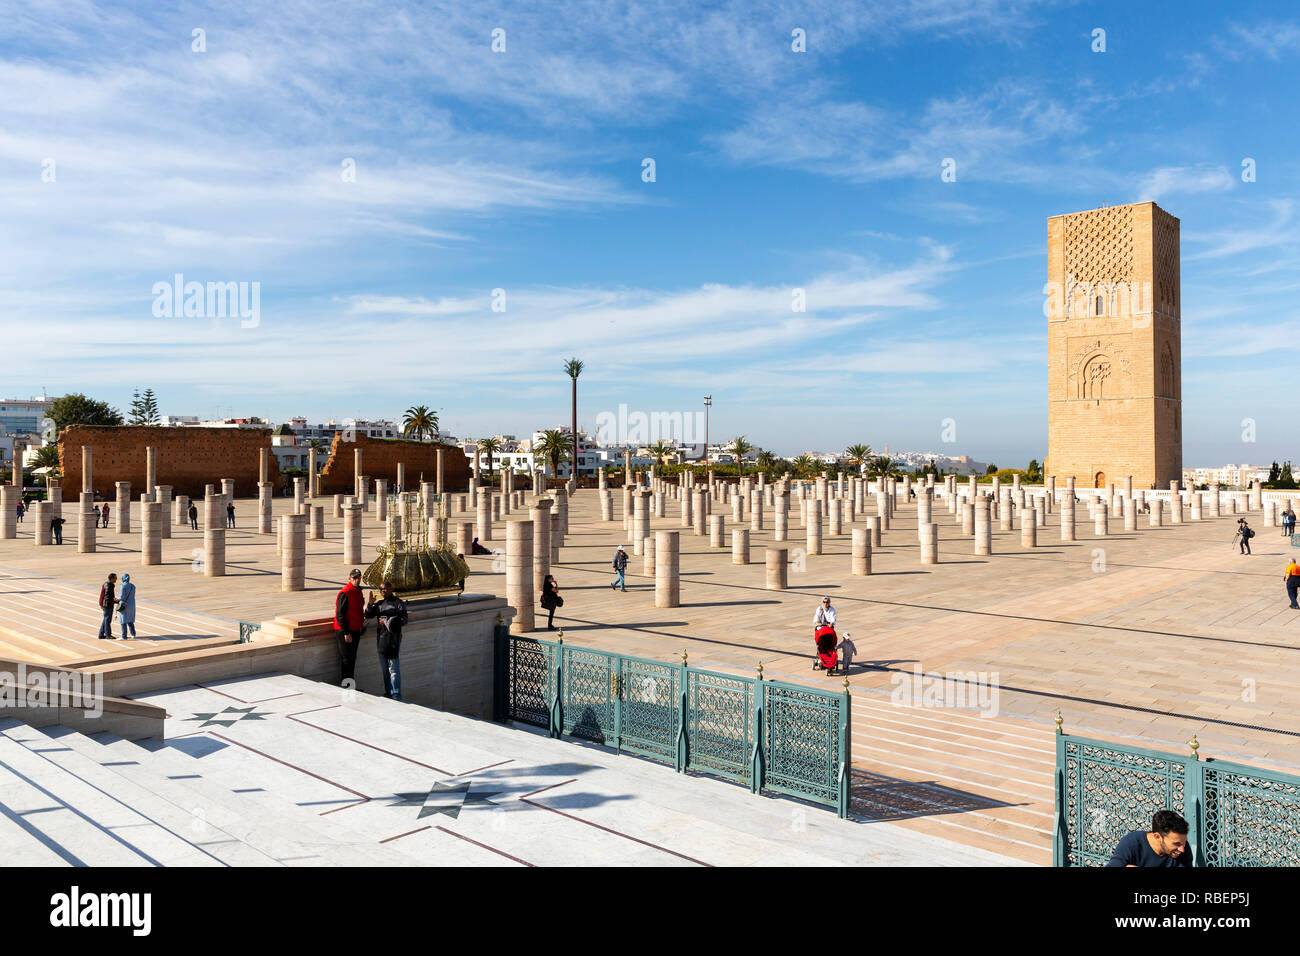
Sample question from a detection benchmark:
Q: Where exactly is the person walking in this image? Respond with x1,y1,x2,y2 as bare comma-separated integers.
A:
1283,508,1296,538
365,579,408,701
15,501,23,524
100,502,109,528
116,573,137,640
1234,518,1254,555
813,595,837,634
1286,557,1300,610
540,574,562,630
97,572,117,639
188,502,198,530
226,502,235,528
50,514,65,545
610,546,628,591
333,569,366,687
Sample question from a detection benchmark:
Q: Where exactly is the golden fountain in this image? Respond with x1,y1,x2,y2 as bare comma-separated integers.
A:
362,490,469,596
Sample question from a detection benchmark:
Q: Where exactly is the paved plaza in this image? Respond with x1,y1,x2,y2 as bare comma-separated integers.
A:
2,486,1298,865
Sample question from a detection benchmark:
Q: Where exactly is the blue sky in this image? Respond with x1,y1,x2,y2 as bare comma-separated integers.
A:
2,0,1298,466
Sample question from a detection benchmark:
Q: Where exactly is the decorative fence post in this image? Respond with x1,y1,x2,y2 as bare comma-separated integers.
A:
493,613,509,723
675,649,689,774
549,631,564,738
749,662,765,796
1053,710,1068,867
837,676,851,819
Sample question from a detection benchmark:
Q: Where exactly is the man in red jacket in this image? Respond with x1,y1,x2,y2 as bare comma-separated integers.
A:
334,569,367,686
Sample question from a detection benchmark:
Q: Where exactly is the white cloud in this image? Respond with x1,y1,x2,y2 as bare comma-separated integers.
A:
1136,165,1236,202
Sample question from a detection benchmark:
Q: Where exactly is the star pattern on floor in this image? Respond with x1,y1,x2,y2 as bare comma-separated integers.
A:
183,705,272,728
385,781,503,820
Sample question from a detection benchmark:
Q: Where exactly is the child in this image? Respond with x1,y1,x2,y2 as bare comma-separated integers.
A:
836,632,857,676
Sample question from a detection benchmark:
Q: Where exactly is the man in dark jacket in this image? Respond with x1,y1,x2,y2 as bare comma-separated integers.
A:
365,579,408,701
610,546,628,591
188,502,199,530
51,515,65,545
333,569,367,686
97,572,117,639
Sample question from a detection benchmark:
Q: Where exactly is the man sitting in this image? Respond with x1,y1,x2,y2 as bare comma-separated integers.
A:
1106,809,1193,867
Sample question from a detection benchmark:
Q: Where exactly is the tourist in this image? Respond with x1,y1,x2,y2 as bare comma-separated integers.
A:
333,569,366,687
610,546,628,591
540,574,562,630
1106,810,1193,867
15,501,23,524
1286,556,1300,610
836,631,856,675
226,502,235,528
814,595,837,634
97,572,117,640
471,537,491,555
456,554,466,594
1234,518,1254,555
50,514,65,545
188,502,199,530
365,579,407,701
1283,508,1296,538
100,502,110,528
116,573,137,640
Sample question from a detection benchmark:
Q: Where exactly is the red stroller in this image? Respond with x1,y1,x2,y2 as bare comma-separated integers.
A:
813,624,839,675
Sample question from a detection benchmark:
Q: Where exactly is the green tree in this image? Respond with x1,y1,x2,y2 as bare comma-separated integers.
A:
986,463,998,475
844,443,873,474
476,436,501,487
756,450,775,472
402,405,439,440
564,358,584,480
792,454,813,477
726,436,753,477
128,388,160,425
32,444,61,487
1025,459,1043,483
49,393,123,434
647,440,673,467
533,429,570,479
1281,461,1296,489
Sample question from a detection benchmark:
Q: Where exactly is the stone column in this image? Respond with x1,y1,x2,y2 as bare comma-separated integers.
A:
919,522,938,564
308,447,319,498
806,500,822,555
476,489,493,543
140,500,163,564
774,494,788,541
77,492,96,553
731,492,742,524
343,503,363,566
1094,502,1108,537
145,446,158,501
375,479,388,521
1021,511,1037,548
828,497,843,536
310,504,324,539
253,481,271,534
80,445,93,496
455,520,474,556
709,514,725,548
506,518,535,633
115,482,131,533
1251,481,1263,511
851,528,871,575
1208,485,1221,518
1059,496,1075,541
679,488,692,528
642,534,656,576
1265,501,1277,527
732,528,750,565
530,499,552,598
202,494,225,575
147,485,170,539
974,497,991,555
961,502,975,537
866,515,881,548
765,547,788,590
876,493,890,531
1191,493,1203,521
750,492,764,532
173,494,188,527
32,502,50,545
601,490,613,522
1150,498,1163,526
693,489,707,536
281,513,306,591
0,485,15,539
655,530,680,607
1123,498,1137,532
47,483,62,521
629,490,648,554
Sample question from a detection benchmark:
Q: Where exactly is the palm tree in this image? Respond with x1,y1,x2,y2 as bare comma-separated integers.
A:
32,444,60,487
564,358,583,481
402,405,439,441
872,456,896,478
726,436,753,477
792,454,813,477
844,443,873,474
756,450,775,472
647,440,673,468
477,437,501,487
533,429,570,480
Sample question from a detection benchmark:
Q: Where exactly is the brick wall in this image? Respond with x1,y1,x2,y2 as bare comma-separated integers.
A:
58,426,279,499
316,433,470,494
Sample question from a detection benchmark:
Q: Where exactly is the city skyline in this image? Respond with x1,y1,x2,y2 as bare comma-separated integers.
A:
4,2,1298,464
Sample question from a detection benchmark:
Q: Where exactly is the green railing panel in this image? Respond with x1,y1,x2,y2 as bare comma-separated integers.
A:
616,656,680,765
1058,736,1187,867
1200,760,1300,867
238,622,261,644
561,645,616,744
761,680,846,809
685,668,755,784
506,636,554,730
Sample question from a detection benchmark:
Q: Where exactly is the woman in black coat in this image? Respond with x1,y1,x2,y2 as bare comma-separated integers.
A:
540,574,562,630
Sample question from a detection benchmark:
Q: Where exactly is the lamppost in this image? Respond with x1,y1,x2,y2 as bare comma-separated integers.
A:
703,394,712,484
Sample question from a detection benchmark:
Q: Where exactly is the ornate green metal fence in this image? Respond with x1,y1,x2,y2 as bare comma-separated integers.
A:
1054,727,1300,866
495,631,850,817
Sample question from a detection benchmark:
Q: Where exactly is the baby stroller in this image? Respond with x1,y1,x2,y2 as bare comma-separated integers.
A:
813,624,839,675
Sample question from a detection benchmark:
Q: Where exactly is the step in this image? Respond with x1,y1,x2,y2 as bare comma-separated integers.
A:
0,786,77,865
0,729,167,866
0,722,261,867
92,733,426,867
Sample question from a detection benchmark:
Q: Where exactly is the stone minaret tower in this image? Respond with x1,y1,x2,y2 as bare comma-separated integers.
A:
1046,201,1182,489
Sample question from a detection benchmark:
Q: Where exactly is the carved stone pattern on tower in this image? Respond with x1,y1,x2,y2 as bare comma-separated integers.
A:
1155,214,1180,316
1067,339,1133,400
1064,206,1134,284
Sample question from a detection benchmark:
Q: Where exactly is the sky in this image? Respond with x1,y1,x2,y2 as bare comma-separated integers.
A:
2,0,1298,466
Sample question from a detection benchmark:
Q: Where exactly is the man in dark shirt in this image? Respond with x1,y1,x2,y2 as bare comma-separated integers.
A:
189,502,199,530
365,579,408,701
1107,809,1193,867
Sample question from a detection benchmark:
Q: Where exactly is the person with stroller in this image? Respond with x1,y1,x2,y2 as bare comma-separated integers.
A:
812,596,839,674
